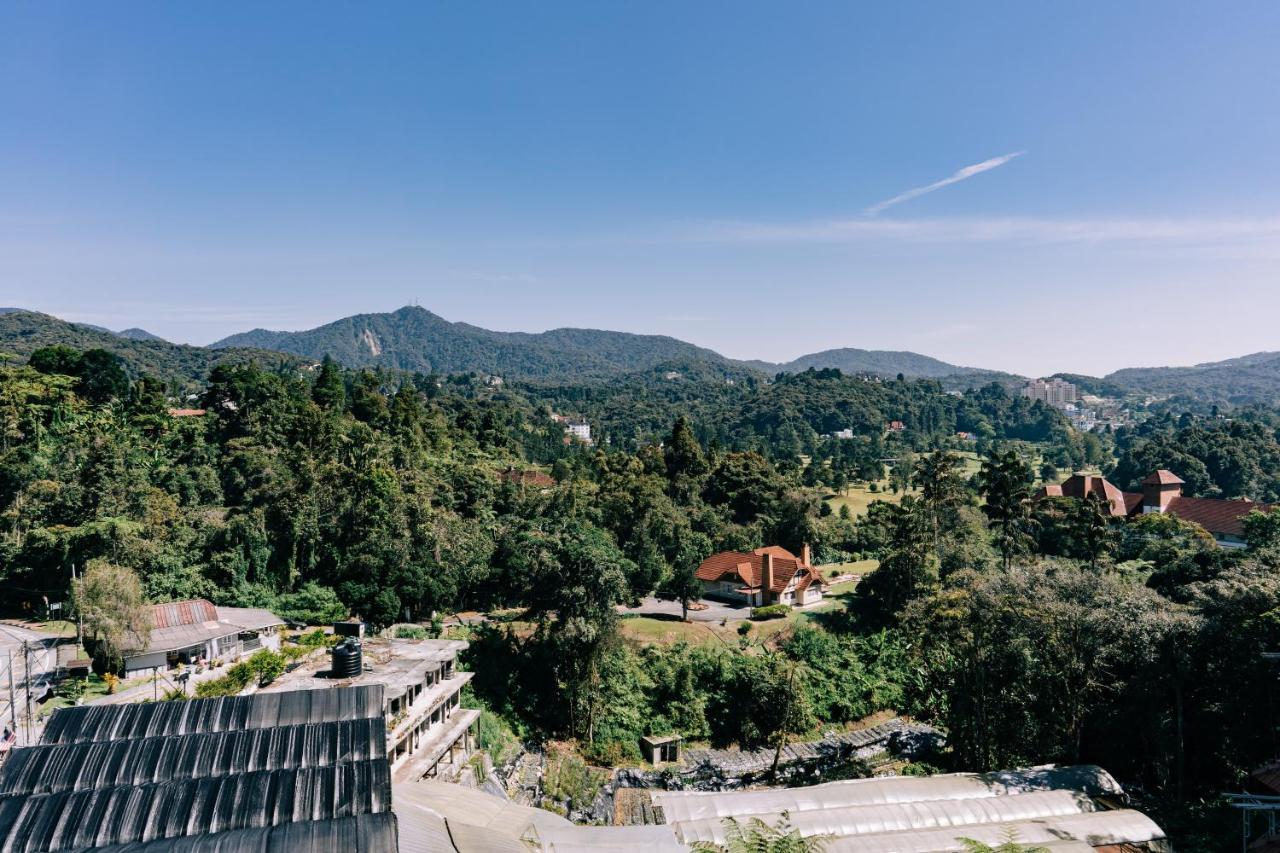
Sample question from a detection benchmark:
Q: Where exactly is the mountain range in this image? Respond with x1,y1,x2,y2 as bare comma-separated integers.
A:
4,304,1280,404
211,306,1019,386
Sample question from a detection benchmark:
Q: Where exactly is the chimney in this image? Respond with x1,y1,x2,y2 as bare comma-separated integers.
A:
1141,470,1184,513
759,552,773,605
801,543,812,567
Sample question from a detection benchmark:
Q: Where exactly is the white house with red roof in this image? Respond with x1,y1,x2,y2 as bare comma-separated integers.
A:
694,544,824,607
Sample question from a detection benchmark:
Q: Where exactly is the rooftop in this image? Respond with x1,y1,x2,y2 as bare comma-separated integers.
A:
0,686,396,852
262,637,469,700
121,599,283,656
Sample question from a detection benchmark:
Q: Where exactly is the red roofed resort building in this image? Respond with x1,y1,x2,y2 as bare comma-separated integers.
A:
695,544,825,606
1038,468,1272,548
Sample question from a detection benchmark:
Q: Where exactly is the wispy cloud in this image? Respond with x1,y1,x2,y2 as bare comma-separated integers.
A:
864,151,1025,216
694,215,1280,247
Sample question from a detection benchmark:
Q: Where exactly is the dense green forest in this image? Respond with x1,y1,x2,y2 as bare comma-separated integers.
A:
1110,407,1280,499
5,343,1280,849
0,345,1065,620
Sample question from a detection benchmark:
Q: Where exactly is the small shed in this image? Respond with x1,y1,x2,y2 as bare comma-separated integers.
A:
640,734,682,766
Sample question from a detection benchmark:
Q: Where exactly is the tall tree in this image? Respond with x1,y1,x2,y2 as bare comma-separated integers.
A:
73,560,152,672
976,449,1036,570
911,450,968,562
665,416,709,501
312,355,346,411
860,497,938,618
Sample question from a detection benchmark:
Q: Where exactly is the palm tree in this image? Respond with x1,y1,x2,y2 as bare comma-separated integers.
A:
693,813,830,852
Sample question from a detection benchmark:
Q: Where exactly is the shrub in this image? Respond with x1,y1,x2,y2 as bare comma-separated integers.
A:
390,624,429,640
195,660,256,698
543,746,608,813
750,604,790,620
275,582,348,625
59,678,86,703
247,649,286,685
293,629,339,649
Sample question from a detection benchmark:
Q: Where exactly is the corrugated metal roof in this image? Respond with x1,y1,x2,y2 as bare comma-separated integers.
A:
60,813,399,852
215,607,285,632
0,761,391,851
40,685,384,745
1,719,386,796
150,600,219,629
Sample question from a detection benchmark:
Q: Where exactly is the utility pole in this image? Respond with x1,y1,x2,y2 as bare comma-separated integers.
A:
71,562,82,647
21,641,32,746
6,651,16,740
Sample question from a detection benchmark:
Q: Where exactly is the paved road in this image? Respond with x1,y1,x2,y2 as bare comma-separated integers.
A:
0,623,60,745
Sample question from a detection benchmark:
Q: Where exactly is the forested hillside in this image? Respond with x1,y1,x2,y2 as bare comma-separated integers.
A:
209,305,1022,385
0,311,302,391
1103,351,1280,405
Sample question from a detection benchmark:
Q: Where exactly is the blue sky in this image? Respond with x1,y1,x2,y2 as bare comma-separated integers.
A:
3,2,1280,376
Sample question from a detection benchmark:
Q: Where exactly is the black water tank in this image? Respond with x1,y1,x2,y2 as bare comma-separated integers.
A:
331,638,363,679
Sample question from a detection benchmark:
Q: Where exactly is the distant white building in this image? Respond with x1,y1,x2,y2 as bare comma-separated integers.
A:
1022,378,1079,407
565,419,593,444
833,428,855,440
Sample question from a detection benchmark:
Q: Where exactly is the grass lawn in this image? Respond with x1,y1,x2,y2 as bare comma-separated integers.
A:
618,615,741,647
825,484,908,518
37,673,121,715
29,619,77,637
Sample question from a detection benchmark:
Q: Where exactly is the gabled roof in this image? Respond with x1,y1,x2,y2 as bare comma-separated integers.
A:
1143,469,1185,486
122,600,283,656
1036,474,1132,517
695,546,813,593
151,599,219,629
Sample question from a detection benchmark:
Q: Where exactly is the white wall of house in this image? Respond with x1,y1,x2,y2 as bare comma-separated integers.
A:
123,651,169,674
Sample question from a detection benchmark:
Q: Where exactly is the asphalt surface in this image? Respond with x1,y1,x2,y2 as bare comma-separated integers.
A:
0,622,61,744
617,596,754,623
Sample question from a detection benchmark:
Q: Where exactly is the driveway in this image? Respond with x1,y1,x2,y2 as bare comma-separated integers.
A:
618,597,753,623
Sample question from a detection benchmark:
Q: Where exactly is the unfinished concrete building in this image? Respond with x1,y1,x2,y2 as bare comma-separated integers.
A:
261,636,478,782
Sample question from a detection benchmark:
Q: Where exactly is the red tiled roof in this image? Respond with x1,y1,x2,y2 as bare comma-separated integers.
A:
1164,495,1269,537
150,599,219,629
1037,473,1131,517
1122,492,1144,514
695,546,812,593
167,408,207,417
1143,469,1185,485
